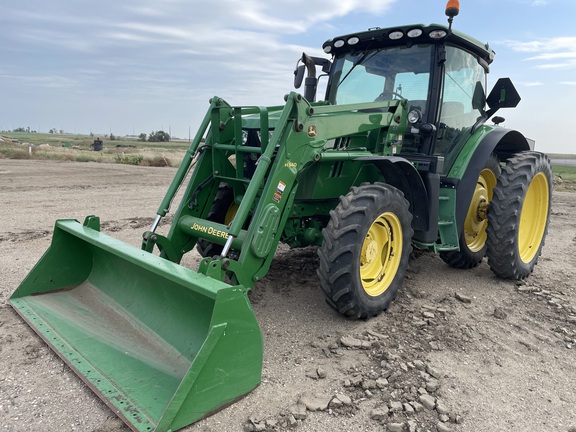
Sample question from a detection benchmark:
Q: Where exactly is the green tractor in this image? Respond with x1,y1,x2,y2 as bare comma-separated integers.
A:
10,3,552,432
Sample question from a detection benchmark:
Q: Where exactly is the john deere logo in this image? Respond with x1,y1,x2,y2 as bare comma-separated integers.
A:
307,124,317,138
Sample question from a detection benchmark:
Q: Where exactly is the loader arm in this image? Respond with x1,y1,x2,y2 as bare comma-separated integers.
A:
146,93,409,289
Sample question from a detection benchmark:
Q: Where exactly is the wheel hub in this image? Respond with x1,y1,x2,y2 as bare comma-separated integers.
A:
362,238,379,264
477,199,488,221
464,169,497,253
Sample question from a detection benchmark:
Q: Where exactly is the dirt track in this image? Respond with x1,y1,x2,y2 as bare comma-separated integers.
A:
1,159,575,432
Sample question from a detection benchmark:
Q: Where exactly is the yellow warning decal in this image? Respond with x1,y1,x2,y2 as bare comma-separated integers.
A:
273,181,286,203
307,124,317,138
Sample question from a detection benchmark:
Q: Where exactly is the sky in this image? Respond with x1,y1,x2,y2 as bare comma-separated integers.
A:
1,0,575,153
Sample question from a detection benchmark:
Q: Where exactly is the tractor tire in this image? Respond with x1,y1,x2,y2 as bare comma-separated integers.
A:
486,151,552,279
440,154,501,269
317,183,413,319
196,185,237,258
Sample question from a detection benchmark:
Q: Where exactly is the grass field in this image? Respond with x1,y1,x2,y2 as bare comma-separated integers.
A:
0,132,188,166
552,164,576,184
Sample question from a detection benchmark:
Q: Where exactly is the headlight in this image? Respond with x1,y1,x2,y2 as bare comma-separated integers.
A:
408,109,422,124
429,29,447,39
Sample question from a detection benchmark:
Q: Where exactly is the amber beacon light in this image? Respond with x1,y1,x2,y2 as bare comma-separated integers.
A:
445,0,460,31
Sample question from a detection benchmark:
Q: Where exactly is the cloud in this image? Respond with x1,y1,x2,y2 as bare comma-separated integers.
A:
505,37,576,69
0,0,398,135
2,1,396,75
518,81,544,87
511,0,549,5
0,74,80,90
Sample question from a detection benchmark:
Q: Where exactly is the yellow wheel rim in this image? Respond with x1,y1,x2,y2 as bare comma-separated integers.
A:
463,168,498,252
518,172,549,263
224,203,238,225
360,212,403,297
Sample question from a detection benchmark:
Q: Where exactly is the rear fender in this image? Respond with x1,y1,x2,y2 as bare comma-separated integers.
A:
448,128,532,237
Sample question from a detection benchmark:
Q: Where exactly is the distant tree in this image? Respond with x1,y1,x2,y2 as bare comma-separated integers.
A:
138,132,147,141
59,129,64,134
13,127,26,132
148,130,170,142
49,128,57,134
110,133,116,141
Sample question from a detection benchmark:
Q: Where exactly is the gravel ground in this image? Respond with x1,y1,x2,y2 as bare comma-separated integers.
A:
1,159,575,432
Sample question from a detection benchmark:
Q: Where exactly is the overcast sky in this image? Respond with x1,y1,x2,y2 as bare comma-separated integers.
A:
1,0,575,153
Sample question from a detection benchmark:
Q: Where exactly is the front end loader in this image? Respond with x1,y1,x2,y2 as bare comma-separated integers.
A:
10,3,552,431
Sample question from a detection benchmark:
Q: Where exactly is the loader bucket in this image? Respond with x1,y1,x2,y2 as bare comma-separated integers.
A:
9,218,263,432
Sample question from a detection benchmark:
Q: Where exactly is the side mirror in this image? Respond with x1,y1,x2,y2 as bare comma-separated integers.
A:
294,53,331,100
294,54,331,90
487,77,521,110
294,64,305,89
471,79,519,133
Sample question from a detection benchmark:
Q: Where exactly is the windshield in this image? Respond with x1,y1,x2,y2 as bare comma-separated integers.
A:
327,44,433,107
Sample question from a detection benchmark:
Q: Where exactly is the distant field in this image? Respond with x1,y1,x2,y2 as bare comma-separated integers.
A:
548,153,576,160
0,132,191,149
552,164,576,184
0,132,188,167
1,132,575,187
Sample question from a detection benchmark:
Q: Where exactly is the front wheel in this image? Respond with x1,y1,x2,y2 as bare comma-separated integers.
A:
317,183,413,319
486,151,552,279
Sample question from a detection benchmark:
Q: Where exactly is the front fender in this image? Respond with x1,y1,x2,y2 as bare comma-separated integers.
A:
356,156,430,233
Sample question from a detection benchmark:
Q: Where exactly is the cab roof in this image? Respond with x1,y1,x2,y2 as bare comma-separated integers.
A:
322,23,495,65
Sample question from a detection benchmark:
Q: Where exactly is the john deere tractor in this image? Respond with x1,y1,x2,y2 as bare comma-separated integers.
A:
10,3,552,431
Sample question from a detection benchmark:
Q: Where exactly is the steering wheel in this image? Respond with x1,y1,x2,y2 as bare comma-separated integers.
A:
375,92,404,101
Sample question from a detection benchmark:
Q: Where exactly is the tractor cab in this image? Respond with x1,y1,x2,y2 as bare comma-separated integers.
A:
296,21,520,175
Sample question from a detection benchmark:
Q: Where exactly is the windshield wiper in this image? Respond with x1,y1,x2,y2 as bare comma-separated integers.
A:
337,50,379,88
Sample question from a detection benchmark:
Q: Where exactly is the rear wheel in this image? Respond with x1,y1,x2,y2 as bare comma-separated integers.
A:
317,183,413,319
486,151,552,279
440,154,500,269
196,185,238,258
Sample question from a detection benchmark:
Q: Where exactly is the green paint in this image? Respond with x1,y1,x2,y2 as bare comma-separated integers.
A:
10,219,261,432
10,22,533,432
